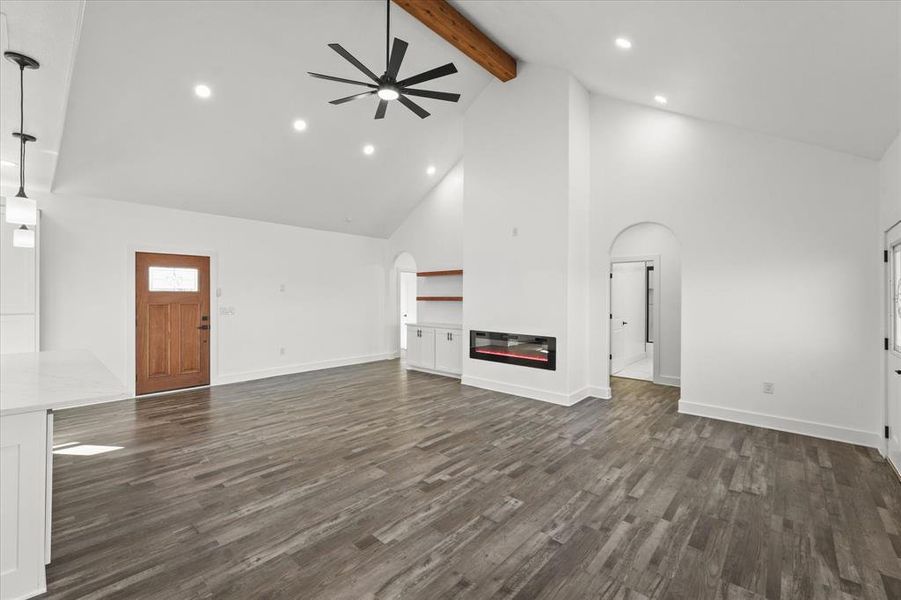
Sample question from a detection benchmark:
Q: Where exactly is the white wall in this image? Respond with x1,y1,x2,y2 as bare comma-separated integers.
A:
385,161,464,353
590,95,882,449
881,135,900,230
566,75,592,399
0,207,39,354
462,64,592,405
31,191,389,393
610,223,681,385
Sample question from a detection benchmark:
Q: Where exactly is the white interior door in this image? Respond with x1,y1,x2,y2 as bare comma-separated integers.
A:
611,262,647,374
399,272,417,350
887,222,901,469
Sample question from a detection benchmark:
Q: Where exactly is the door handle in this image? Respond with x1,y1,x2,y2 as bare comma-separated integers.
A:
197,325,210,330
896,370,901,375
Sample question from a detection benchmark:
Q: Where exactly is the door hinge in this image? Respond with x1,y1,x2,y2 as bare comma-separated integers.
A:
887,337,891,351
609,353,613,360
886,425,890,440
609,273,613,279
609,313,613,319
885,250,889,263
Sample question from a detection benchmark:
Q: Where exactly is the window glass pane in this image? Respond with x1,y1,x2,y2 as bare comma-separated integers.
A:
894,244,901,352
149,267,198,292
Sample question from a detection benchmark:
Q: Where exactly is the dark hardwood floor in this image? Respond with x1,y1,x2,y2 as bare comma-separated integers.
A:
40,360,900,599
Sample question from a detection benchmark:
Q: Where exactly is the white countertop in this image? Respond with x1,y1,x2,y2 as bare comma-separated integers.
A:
0,350,129,416
407,322,463,330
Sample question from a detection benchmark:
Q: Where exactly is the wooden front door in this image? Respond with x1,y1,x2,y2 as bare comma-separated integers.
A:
136,252,210,395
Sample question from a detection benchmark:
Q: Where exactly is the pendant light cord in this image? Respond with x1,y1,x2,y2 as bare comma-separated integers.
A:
18,62,26,197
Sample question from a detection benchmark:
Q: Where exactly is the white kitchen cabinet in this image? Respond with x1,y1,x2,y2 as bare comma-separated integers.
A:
0,351,127,600
405,323,462,377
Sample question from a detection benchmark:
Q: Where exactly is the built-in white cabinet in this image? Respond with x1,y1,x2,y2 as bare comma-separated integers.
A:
407,326,435,370
435,328,462,374
406,323,462,377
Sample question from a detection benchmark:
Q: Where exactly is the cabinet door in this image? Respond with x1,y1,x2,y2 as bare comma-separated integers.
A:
435,329,463,374
405,325,422,367
420,328,436,369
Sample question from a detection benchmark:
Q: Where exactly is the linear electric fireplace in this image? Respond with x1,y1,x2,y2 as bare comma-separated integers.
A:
469,331,556,370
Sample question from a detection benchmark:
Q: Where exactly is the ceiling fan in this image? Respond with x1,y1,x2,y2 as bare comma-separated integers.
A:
308,0,460,119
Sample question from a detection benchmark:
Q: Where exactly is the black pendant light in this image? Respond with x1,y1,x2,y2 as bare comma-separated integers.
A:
4,50,40,247
308,0,460,120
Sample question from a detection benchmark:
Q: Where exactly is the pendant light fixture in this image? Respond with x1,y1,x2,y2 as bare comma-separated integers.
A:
12,224,34,248
4,51,40,240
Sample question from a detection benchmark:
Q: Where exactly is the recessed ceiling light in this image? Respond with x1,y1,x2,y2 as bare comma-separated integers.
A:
426,165,436,176
293,119,307,131
363,144,375,155
615,37,632,50
194,84,212,99
0,160,16,168
654,95,668,105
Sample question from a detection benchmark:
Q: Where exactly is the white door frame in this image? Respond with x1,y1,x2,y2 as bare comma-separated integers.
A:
609,254,661,384
125,245,219,398
885,220,901,466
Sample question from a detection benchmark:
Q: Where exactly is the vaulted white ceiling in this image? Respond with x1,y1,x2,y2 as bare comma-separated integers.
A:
457,0,899,160
1,1,897,238
35,1,492,237
0,1,82,194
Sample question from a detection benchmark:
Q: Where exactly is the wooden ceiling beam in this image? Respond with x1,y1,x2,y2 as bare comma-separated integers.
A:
393,0,517,82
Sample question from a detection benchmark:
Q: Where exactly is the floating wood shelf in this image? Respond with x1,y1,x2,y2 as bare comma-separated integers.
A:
417,296,463,302
417,269,463,277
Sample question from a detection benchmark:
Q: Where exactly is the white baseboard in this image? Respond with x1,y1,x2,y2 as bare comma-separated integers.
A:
587,386,612,400
654,374,680,387
888,437,901,471
679,400,883,450
461,376,604,406
215,352,398,386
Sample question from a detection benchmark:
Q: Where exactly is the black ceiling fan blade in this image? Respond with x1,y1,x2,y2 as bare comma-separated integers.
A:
386,38,408,81
398,94,430,119
375,99,389,119
401,88,461,102
328,43,382,83
308,72,376,88
330,90,376,105
396,62,457,88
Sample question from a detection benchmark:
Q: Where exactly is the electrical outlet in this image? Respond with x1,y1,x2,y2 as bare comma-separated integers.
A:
512,227,518,237
762,382,775,394
279,347,286,356
279,284,285,292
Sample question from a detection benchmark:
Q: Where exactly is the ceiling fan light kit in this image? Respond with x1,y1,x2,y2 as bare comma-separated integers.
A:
4,50,40,246
309,0,460,120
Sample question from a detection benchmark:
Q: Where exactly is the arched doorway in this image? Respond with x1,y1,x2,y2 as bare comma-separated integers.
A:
393,252,417,356
609,222,681,387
